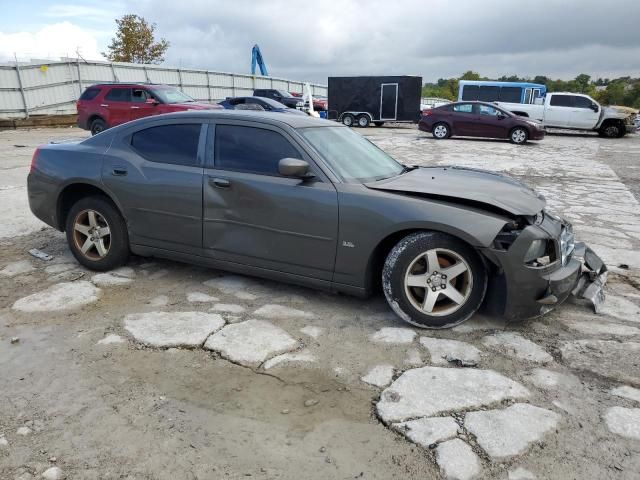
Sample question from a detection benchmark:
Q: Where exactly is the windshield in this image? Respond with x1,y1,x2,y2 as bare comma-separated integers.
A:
151,87,195,104
299,127,404,183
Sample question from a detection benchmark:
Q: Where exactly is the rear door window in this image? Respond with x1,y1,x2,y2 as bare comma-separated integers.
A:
214,125,301,175
453,103,474,114
105,88,132,102
131,124,202,166
549,95,572,107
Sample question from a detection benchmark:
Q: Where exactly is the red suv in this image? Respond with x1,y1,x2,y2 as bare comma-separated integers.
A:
77,83,222,135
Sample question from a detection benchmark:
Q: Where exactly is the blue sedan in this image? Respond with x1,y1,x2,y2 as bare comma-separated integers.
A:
218,96,306,115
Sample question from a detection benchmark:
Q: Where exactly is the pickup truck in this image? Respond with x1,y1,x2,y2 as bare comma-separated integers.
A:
497,92,636,138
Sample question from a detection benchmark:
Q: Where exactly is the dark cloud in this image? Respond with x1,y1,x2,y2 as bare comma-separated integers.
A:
136,0,640,83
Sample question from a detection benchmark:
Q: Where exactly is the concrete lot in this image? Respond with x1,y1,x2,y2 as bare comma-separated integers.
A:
1,126,639,480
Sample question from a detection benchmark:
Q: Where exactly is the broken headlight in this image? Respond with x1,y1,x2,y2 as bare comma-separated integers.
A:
524,239,550,266
559,226,575,266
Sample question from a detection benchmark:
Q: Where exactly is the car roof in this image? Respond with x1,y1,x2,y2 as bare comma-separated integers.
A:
133,110,339,128
88,83,169,88
444,101,501,107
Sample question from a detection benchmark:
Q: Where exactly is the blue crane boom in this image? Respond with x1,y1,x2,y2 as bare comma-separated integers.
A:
251,44,268,76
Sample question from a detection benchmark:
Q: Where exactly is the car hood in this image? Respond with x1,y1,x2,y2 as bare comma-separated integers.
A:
365,166,546,216
603,105,637,120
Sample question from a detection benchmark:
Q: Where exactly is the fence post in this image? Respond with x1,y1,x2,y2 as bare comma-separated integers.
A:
177,69,183,89
143,65,150,83
14,56,28,119
206,71,211,101
110,63,118,81
231,74,236,97
76,59,83,96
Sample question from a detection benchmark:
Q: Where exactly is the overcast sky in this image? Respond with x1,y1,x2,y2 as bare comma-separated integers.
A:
1,0,639,84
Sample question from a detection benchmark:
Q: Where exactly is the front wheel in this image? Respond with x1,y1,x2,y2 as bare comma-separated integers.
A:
382,232,487,329
65,196,130,271
598,122,623,138
510,127,528,144
432,122,450,139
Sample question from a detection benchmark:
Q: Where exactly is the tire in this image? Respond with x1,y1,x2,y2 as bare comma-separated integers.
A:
598,122,622,138
432,122,450,139
65,195,129,271
342,114,355,127
510,127,528,144
382,231,487,329
357,114,371,128
374,121,385,127
90,118,107,136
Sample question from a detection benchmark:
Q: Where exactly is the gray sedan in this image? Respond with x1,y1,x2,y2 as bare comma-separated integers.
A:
27,111,606,328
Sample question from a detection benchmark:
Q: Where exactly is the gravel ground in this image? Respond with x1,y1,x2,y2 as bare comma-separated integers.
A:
1,126,639,480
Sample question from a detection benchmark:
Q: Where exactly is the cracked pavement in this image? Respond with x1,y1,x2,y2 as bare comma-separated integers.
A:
1,127,639,479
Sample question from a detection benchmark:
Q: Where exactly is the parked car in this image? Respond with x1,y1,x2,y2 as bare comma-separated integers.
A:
218,96,306,115
253,89,304,109
27,111,606,329
77,83,222,135
496,92,636,138
311,95,328,111
419,101,545,144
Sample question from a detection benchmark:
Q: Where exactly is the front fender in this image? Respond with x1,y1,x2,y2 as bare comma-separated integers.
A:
333,185,510,288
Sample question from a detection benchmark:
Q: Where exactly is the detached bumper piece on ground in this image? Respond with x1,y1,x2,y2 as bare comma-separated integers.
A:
571,243,608,313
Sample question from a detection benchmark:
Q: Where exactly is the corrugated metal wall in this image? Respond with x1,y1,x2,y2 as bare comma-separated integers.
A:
0,60,327,119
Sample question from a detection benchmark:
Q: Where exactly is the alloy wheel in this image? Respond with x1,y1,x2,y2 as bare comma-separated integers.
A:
511,129,527,143
404,248,473,316
433,125,448,138
72,209,112,260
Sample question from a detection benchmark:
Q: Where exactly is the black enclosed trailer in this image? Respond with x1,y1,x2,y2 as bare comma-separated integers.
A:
327,75,422,127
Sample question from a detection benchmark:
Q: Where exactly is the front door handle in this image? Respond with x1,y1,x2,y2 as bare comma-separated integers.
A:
209,177,230,188
100,104,109,108
112,167,128,176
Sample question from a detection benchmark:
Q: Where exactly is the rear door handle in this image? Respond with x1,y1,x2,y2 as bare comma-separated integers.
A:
100,104,109,108
209,177,230,188
131,106,140,109
112,167,128,176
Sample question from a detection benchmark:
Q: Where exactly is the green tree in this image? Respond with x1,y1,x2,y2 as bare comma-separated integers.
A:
104,14,169,64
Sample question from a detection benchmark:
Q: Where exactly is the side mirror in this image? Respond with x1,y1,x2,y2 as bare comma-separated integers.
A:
278,158,312,178
496,112,506,120
145,98,159,105
591,103,599,112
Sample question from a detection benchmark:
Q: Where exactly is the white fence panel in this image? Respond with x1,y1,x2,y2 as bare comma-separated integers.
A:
0,59,327,119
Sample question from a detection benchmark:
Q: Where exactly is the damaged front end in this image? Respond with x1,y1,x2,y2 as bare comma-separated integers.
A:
481,210,607,319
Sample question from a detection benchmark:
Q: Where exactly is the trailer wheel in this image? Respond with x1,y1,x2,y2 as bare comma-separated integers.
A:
374,121,385,127
357,115,371,128
342,114,355,127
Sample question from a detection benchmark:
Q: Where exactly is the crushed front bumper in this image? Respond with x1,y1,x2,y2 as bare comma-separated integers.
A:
481,222,608,319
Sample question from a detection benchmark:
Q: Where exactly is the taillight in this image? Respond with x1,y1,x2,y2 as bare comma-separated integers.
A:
422,110,433,116
30,147,41,173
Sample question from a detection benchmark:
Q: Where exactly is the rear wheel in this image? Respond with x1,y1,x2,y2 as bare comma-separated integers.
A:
510,127,528,144
374,121,385,127
65,196,129,271
357,114,371,128
342,113,355,127
90,118,107,136
432,122,450,139
382,232,487,329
